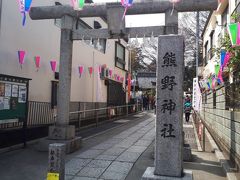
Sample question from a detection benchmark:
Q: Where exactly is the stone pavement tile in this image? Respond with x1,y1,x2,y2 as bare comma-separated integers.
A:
113,134,130,139
104,138,123,145
76,150,104,159
72,176,98,180
65,175,74,180
106,161,133,174
114,142,133,148
126,145,147,153
124,137,140,142
86,159,112,168
95,154,117,161
91,143,113,150
65,158,92,175
129,133,145,139
134,140,152,147
116,151,141,162
77,167,106,178
100,171,127,180
103,147,126,156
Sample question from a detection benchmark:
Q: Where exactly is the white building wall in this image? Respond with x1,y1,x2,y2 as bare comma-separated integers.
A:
0,0,128,103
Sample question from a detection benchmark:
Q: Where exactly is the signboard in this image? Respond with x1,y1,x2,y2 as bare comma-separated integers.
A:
0,74,30,124
192,78,202,112
47,173,59,180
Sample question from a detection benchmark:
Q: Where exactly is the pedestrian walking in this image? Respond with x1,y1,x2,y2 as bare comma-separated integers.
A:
184,101,192,123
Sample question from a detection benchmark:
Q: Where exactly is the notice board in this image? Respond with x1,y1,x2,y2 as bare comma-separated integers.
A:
0,74,31,124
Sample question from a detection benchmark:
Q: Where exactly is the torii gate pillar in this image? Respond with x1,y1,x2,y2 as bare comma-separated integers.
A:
48,15,81,153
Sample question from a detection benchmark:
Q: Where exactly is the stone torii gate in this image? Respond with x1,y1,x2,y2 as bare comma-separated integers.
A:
30,0,217,179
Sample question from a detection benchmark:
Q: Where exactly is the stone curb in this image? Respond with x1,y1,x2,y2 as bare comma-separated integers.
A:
205,128,239,180
191,118,202,152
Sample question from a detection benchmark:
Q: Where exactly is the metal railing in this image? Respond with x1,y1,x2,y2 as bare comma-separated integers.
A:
69,104,143,130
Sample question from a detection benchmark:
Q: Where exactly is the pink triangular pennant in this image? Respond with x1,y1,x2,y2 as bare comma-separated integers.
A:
34,56,40,70
50,60,57,72
18,52,25,63
18,50,26,68
223,52,231,69
78,66,84,78
88,67,93,77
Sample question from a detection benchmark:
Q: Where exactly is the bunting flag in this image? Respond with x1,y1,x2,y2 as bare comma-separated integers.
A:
117,75,120,81
34,56,40,71
212,75,216,90
207,82,211,90
71,0,85,10
88,67,93,77
50,60,57,72
223,52,231,69
78,66,84,78
228,23,238,46
121,0,134,20
17,0,33,26
218,68,224,84
18,50,26,68
208,78,212,89
220,50,226,67
215,64,220,77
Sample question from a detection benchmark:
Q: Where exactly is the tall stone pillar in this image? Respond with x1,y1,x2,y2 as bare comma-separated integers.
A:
48,15,81,153
142,35,192,179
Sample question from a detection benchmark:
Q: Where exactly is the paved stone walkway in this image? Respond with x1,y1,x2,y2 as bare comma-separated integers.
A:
65,116,155,180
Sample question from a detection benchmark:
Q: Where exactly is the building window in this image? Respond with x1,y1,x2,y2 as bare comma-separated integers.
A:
115,42,125,70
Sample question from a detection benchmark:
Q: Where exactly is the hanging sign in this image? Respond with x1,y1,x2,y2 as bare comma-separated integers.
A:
17,0,33,26
18,50,26,68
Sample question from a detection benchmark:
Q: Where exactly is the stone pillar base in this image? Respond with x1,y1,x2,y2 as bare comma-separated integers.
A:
48,125,75,140
142,167,193,180
35,137,82,154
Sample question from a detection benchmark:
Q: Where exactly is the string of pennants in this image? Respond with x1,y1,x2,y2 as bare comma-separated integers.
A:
199,49,231,91
17,50,125,83
199,21,238,91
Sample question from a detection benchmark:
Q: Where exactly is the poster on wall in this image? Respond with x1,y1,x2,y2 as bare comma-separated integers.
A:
3,97,10,110
4,84,12,97
12,85,19,97
18,86,27,103
0,83,4,96
10,97,18,110
0,97,4,110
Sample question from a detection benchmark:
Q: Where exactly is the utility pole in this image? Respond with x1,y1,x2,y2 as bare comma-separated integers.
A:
196,11,200,77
